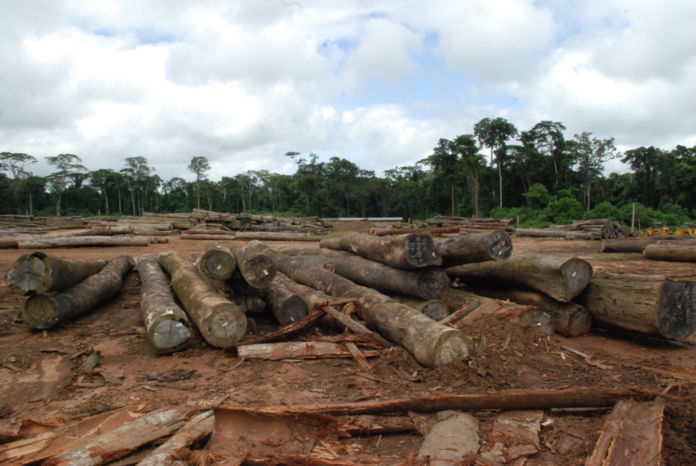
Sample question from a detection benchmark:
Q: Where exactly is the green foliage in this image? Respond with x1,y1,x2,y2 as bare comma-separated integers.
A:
523,183,550,209
544,197,585,224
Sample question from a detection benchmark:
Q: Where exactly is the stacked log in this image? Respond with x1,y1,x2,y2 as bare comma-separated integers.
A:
598,236,696,253
426,216,515,233
521,218,628,240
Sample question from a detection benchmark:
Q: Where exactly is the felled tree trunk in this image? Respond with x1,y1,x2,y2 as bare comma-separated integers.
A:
180,233,237,241
319,232,442,269
23,255,134,329
435,231,513,267
446,255,593,302
644,244,696,262
515,229,594,240
373,226,460,236
575,273,696,340
234,232,321,241
250,241,472,368
387,294,450,320
17,236,150,249
277,247,355,259
265,285,308,325
277,252,450,300
199,243,238,281
440,287,492,315
598,237,696,253
6,252,107,295
135,254,193,354
157,251,247,348
227,244,276,289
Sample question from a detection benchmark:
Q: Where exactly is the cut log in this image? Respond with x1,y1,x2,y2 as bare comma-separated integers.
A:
515,229,594,240
157,251,247,348
234,232,321,241
575,273,696,340
373,226,460,236
644,244,696,262
136,410,214,466
135,254,193,354
586,398,664,466
464,287,592,337
180,233,236,241
17,236,149,249
440,287,490,315
446,255,593,302
435,231,513,267
387,294,450,320
598,237,696,253
227,244,276,289
319,232,442,269
0,239,18,249
23,255,134,330
234,307,325,347
277,246,355,259
199,243,238,281
249,242,472,368
237,342,379,360
6,252,107,296
265,285,308,325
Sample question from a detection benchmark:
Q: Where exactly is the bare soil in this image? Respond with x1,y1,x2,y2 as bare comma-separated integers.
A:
0,236,695,465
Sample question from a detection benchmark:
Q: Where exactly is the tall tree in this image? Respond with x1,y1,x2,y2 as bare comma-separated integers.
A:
452,134,485,218
474,117,518,208
0,152,37,179
121,157,153,215
89,169,115,215
571,133,619,211
45,154,88,216
621,146,663,209
187,156,211,209
520,121,567,193
421,138,467,217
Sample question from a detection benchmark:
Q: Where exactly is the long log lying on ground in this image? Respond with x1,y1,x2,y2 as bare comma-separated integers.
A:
280,253,450,300
158,251,247,347
6,252,107,295
237,342,379,360
277,246,355,258
251,242,472,367
598,237,696,253
435,231,513,267
387,294,450,320
136,254,193,354
199,243,238,281
464,287,592,337
575,273,696,340
235,232,321,241
373,226,460,236
136,410,214,466
23,255,134,329
446,255,593,302
515,229,594,240
17,236,150,249
227,244,276,289
440,287,490,315
320,232,442,269
180,233,237,241
265,285,308,325
644,244,696,262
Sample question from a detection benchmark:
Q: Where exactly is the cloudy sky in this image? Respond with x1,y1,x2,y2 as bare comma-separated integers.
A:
1,0,694,183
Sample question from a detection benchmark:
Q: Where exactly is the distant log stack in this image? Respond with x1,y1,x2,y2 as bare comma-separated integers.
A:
426,216,515,233
518,218,629,240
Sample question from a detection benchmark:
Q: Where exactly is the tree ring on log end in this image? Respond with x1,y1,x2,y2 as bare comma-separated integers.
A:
242,254,276,289
202,306,247,348
560,259,594,301
150,317,193,354
431,331,474,368
487,231,513,261
24,295,60,329
658,280,696,340
6,253,49,295
405,235,442,268
200,250,237,281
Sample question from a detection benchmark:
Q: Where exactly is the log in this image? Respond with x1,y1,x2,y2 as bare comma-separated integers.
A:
575,273,696,340
277,247,355,259
23,255,134,330
446,255,593,302
265,285,308,325
0,239,18,249
234,307,325,347
234,232,321,241
435,231,513,267
598,237,696,253
515,229,594,240
644,244,696,262
136,410,214,466
180,234,236,241
237,342,379,360
440,287,494,315
185,229,234,236
418,412,479,465
157,251,247,348
199,243,238,281
135,254,193,354
17,236,149,249
464,287,592,337
227,244,276,289
586,399,664,466
373,226,460,236
250,242,472,368
387,294,450,320
319,232,442,269
6,252,107,296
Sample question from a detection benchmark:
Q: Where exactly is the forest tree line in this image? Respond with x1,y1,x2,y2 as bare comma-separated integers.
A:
1,118,695,228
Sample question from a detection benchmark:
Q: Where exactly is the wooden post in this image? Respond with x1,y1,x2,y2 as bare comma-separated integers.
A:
6,252,107,295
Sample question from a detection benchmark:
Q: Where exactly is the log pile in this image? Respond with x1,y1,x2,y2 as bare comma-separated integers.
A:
518,218,629,240
426,215,515,233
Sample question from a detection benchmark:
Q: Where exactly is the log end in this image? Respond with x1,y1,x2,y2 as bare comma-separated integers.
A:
562,307,593,337
658,279,696,340
430,330,475,368
240,254,277,289
274,295,308,326
200,249,237,281
201,304,248,348
149,317,193,354
421,300,450,321
23,295,60,329
487,231,513,261
417,268,451,300
405,235,442,268
560,258,594,301
6,253,50,295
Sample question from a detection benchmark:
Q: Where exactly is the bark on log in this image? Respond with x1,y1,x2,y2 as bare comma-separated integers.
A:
0,239,18,249
23,255,134,330
17,236,149,249
644,244,696,262
387,294,450,320
234,232,321,241
464,287,592,337
446,255,593,302
6,252,107,296
575,273,696,340
237,342,379,360
227,244,277,289
277,247,355,259
265,285,308,325
135,254,193,354
199,243,238,281
319,232,442,269
249,242,472,368
136,410,214,466
373,227,460,236
435,231,513,267
157,251,247,348
180,234,237,241
515,229,594,240
440,287,493,315
598,237,696,253
586,399,664,466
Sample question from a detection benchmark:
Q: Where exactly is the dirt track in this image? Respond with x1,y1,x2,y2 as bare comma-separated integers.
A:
1,236,695,465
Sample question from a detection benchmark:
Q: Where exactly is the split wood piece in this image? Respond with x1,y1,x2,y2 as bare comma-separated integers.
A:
435,231,513,267
180,233,237,241
227,244,276,289
575,273,696,340
585,398,665,466
136,254,193,354
263,388,648,416
39,406,195,466
277,246,355,259
158,251,247,348
373,226,460,236
439,287,489,317
319,232,442,269
199,243,238,281
644,244,696,262
345,342,372,371
6,252,107,296
446,255,593,302
251,242,472,368
387,294,450,320
515,229,594,240
136,410,214,466
234,232,321,241
17,236,150,249
418,411,480,466
23,255,134,330
598,236,695,253
465,287,592,337
237,342,380,360
281,254,450,300
234,307,325,347
265,285,308,325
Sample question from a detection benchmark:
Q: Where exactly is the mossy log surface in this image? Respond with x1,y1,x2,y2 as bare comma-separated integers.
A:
265,285,308,325
435,231,513,267
136,253,193,354
6,252,107,296
23,255,134,329
199,243,238,281
228,244,277,289
158,250,247,348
